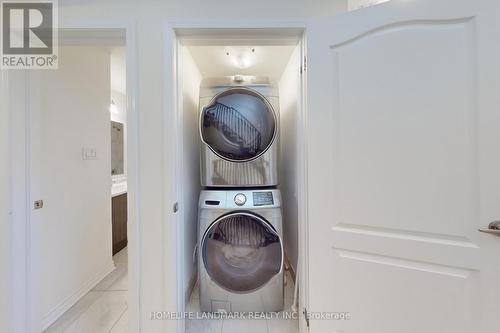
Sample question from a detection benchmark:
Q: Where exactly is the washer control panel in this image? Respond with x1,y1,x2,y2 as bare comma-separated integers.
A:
253,191,274,206
234,193,247,206
200,190,281,209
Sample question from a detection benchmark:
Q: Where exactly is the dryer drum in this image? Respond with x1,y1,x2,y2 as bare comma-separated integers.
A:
202,213,282,293
201,88,276,162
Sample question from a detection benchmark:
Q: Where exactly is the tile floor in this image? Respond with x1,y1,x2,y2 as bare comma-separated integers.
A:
44,247,129,333
45,247,298,333
186,270,299,333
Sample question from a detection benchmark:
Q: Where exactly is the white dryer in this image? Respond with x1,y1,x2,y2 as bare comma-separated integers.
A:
198,189,284,313
199,76,279,187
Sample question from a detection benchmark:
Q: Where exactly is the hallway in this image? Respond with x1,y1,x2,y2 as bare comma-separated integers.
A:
44,247,129,333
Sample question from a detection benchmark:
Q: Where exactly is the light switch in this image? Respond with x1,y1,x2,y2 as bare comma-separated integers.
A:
82,147,97,160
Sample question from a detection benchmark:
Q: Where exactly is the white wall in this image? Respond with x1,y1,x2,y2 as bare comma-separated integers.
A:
181,47,203,301
111,90,127,124
8,70,31,333
6,1,349,331
110,47,126,97
29,46,114,328
0,71,11,333
279,45,301,272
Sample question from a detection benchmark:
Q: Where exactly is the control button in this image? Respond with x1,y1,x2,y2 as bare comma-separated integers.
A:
234,193,247,206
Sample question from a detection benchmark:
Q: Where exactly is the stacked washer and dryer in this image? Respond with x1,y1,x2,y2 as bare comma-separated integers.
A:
197,76,284,313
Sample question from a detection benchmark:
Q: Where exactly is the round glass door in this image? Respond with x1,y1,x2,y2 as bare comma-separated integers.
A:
201,88,276,161
202,212,282,293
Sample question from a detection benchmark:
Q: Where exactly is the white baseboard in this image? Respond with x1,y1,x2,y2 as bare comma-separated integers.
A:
41,261,116,330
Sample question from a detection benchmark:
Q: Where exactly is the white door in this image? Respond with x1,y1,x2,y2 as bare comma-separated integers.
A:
306,0,500,332
28,46,113,331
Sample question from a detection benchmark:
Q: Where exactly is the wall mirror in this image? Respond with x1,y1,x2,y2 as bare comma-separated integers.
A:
111,121,124,176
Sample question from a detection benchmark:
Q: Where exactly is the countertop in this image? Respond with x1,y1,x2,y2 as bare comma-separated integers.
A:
112,182,127,197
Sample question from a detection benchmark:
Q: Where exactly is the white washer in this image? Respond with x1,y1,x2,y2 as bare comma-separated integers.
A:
198,189,284,312
199,76,279,187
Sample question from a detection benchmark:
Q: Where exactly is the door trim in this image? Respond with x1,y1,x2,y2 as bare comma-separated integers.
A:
165,21,309,333
9,22,141,332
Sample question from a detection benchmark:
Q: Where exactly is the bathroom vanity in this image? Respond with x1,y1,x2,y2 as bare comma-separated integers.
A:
111,119,127,254
112,190,127,255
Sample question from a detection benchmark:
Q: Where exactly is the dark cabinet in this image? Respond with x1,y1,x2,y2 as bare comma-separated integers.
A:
112,193,127,255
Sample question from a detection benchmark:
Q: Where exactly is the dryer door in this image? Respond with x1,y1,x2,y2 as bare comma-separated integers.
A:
202,212,282,293
201,88,276,162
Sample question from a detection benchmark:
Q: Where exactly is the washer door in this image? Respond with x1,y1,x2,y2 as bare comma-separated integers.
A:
201,88,276,162
202,212,282,293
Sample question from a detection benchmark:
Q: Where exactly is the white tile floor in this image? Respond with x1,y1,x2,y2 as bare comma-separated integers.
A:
45,247,298,333
186,270,299,333
44,247,129,333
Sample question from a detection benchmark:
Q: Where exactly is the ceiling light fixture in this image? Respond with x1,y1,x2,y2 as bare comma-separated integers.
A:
225,47,256,69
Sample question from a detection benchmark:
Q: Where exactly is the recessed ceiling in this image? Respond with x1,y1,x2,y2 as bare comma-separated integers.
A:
186,45,297,81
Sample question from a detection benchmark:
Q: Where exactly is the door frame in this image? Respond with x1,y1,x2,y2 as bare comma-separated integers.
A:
2,65,15,333
163,20,310,332
9,22,141,332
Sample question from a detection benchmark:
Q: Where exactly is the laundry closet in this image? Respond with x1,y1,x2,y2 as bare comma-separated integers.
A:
174,28,306,330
